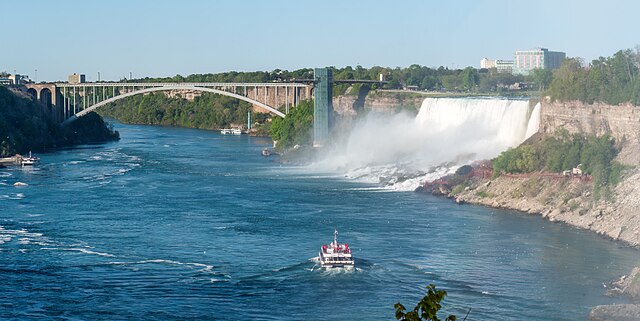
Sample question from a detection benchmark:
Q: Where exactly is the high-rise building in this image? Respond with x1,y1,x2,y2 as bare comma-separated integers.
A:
513,48,565,75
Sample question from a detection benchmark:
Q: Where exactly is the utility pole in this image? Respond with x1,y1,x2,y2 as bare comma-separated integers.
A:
98,72,101,82
35,69,38,83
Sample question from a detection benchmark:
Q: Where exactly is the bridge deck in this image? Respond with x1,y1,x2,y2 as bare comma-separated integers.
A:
54,82,309,88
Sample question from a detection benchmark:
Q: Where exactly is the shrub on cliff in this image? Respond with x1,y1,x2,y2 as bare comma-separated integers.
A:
492,145,540,177
270,100,313,151
492,131,623,200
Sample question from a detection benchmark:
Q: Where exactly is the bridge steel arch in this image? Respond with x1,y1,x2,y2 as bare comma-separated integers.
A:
62,85,287,126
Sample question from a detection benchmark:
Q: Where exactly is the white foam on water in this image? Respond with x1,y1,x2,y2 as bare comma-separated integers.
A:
108,259,216,273
41,247,116,257
26,213,44,217
0,226,50,247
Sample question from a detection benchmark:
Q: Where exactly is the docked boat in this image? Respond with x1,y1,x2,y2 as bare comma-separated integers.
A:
318,230,354,268
21,151,39,167
221,128,242,135
262,148,271,157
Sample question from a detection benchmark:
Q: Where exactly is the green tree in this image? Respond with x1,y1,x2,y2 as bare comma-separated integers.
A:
461,67,479,91
394,284,456,321
270,100,314,150
530,68,553,91
547,47,640,105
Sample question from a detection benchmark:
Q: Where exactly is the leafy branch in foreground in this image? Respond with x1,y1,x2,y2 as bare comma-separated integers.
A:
394,284,456,321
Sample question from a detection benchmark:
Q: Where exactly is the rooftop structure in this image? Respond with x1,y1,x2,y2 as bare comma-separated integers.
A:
0,74,30,85
68,73,86,84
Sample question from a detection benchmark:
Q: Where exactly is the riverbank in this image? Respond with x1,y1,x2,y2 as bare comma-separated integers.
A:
589,267,640,320
450,168,640,247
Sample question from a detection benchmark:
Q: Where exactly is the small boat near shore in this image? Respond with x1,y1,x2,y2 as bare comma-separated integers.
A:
262,148,271,157
221,128,242,135
318,230,354,269
21,151,39,167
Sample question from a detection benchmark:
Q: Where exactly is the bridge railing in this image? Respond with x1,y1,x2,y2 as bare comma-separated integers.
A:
55,82,309,88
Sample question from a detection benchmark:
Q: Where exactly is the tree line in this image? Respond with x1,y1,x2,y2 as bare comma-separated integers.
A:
130,64,541,95
547,47,640,105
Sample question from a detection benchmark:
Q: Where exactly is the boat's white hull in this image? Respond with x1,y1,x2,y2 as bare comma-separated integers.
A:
320,262,355,269
221,129,242,135
21,159,37,166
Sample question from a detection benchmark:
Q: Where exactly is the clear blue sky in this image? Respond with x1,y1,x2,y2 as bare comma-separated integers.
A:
1,0,637,82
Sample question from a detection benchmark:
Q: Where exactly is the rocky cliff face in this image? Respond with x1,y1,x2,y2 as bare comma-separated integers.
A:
540,100,640,165
333,92,424,116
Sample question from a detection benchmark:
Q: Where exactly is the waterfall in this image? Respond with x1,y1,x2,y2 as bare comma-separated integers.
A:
312,97,541,191
414,98,540,161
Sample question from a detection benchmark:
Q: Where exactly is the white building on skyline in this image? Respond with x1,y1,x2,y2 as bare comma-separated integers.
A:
480,58,514,73
480,58,496,69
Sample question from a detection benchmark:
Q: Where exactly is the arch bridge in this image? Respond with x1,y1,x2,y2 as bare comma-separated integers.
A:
23,68,381,146
24,82,312,126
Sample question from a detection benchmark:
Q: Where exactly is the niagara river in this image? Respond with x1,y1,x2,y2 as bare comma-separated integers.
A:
1,120,639,320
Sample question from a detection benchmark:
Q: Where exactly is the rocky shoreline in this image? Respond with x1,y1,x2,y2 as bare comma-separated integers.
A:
450,169,640,248
589,267,640,320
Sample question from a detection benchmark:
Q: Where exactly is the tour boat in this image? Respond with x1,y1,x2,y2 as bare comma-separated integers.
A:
221,128,242,135
318,230,355,268
21,151,39,167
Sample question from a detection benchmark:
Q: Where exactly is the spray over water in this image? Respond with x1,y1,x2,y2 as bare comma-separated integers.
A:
311,97,541,191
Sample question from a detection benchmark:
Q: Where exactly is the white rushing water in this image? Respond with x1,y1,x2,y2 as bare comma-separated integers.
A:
312,97,541,191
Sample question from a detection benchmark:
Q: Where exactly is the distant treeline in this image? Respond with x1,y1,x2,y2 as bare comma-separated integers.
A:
547,48,640,105
0,87,119,157
99,92,269,130
130,65,539,95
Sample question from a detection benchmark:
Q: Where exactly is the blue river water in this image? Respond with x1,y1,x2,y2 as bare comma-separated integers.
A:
1,122,639,320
